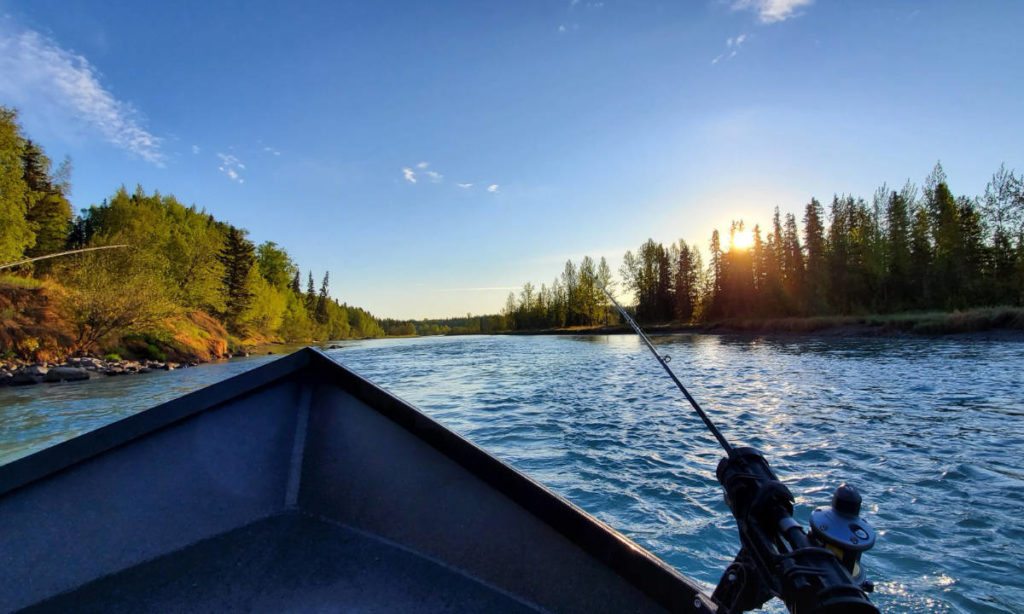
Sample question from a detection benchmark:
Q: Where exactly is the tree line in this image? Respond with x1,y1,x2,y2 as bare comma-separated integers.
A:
1,106,383,358
497,163,1024,329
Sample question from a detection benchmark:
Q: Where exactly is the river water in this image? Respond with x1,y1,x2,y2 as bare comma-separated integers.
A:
1,334,1022,613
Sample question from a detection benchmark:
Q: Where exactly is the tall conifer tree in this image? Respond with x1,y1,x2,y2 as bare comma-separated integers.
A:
218,226,256,330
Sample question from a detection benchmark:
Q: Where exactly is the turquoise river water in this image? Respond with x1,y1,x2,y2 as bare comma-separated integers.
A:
1,334,1022,613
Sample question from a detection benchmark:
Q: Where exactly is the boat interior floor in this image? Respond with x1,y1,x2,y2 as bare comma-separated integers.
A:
20,512,540,614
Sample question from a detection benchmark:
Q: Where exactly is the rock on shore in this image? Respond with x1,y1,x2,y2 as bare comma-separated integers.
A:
0,357,182,387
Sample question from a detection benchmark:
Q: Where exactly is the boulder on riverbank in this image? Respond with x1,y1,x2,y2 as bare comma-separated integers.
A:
44,367,90,383
10,365,49,386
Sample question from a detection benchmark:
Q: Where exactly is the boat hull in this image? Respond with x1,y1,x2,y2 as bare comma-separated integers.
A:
0,348,716,613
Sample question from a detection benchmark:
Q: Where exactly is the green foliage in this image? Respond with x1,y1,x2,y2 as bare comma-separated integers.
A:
242,274,287,333
59,249,176,352
0,105,394,358
0,274,43,289
256,241,297,290
278,290,316,340
121,334,169,361
0,107,34,263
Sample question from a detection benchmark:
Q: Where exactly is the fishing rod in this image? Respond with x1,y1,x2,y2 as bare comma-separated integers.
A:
0,244,131,271
599,283,735,456
597,282,879,614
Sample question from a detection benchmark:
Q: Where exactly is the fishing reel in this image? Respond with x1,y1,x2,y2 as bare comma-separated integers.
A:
808,484,876,591
712,448,879,614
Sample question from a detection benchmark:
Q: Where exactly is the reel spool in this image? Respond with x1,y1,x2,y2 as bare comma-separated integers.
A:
809,484,876,591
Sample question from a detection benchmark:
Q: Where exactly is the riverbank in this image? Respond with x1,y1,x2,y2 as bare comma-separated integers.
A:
505,306,1024,339
0,340,350,388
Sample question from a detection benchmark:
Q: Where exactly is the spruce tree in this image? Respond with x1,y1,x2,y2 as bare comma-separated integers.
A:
597,256,614,324
315,272,330,323
883,191,909,308
306,271,316,311
802,198,827,313
909,205,932,307
22,141,73,260
674,241,695,322
707,230,723,318
218,226,256,330
782,213,804,313
0,106,33,262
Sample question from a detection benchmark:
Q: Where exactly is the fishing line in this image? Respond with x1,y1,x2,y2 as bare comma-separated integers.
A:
597,282,735,457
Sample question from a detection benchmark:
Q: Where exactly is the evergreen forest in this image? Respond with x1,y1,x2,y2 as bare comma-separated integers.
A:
494,164,1024,331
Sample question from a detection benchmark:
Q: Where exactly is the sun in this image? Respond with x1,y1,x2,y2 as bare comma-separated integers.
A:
732,228,754,251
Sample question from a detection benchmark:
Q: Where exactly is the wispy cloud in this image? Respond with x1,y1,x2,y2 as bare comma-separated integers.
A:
712,33,746,64
0,26,164,165
262,146,281,156
403,160,496,192
403,161,444,184
191,145,200,155
217,153,245,184
730,0,814,23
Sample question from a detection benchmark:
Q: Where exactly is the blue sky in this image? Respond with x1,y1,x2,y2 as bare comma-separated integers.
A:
1,1,1022,318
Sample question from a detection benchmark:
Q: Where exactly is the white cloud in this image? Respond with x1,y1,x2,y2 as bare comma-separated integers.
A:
192,145,200,155
403,161,493,191
558,24,567,32
263,146,281,156
712,33,746,64
217,153,245,184
727,34,747,48
0,27,164,165
731,0,814,23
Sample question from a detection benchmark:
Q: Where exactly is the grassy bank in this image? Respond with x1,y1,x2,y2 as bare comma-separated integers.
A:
505,306,1024,338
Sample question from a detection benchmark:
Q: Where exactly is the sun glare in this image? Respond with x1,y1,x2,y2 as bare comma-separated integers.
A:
732,229,754,251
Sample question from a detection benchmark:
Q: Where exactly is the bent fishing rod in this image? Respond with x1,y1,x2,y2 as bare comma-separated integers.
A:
598,283,879,614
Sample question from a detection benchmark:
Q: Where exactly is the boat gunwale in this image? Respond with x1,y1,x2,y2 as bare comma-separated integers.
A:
0,346,717,612
0,348,313,497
